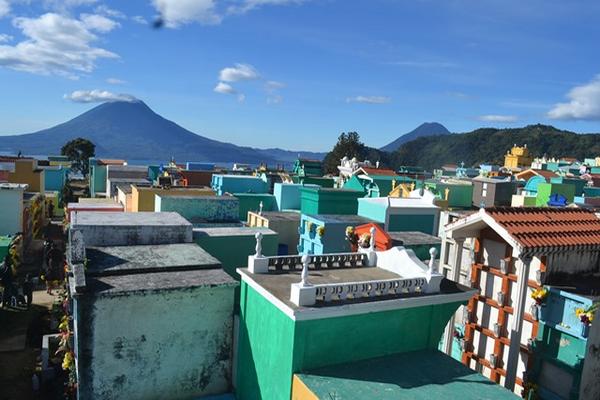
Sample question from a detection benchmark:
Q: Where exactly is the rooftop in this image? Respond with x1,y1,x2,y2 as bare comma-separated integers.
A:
487,207,600,249
85,243,220,276
0,183,28,191
447,207,600,252
295,350,517,399
304,214,373,224
84,268,237,296
359,166,397,176
67,202,124,210
193,226,276,238
388,231,442,246
241,266,469,313
359,196,439,208
71,211,191,227
249,211,300,222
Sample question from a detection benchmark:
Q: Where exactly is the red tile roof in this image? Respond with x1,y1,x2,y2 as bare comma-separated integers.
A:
486,207,600,250
360,167,397,176
515,168,557,181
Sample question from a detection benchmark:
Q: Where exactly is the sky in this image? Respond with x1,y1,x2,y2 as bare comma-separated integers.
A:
1,0,600,152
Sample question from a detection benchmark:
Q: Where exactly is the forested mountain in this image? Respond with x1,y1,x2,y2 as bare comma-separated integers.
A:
380,122,451,152
388,124,600,170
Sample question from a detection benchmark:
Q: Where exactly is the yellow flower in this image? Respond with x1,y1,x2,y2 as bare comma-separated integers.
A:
575,308,585,317
62,352,74,370
316,226,325,236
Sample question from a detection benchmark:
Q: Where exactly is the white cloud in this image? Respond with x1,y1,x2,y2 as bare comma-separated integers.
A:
219,63,260,82
80,13,120,32
44,0,98,13
265,80,284,91
0,0,10,19
106,77,125,84
547,75,600,120
152,0,221,27
267,94,282,104
346,95,391,104
152,0,305,27
131,15,148,24
478,114,519,122
0,33,12,43
228,0,305,14
94,5,126,19
64,89,137,103
214,81,236,95
0,13,118,78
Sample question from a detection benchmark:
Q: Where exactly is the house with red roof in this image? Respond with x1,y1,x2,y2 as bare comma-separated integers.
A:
441,207,600,396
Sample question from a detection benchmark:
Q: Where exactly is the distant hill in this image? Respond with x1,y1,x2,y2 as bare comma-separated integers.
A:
380,122,451,152
0,101,325,165
389,124,600,170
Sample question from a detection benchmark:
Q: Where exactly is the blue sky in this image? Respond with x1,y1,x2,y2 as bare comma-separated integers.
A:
1,0,600,151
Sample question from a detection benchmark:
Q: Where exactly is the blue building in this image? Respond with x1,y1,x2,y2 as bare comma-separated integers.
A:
297,214,373,255
211,174,268,196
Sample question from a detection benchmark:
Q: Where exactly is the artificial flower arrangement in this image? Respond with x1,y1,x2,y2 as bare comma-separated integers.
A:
530,288,548,305
307,221,315,233
345,226,359,251
62,351,75,371
316,226,325,237
357,233,371,249
575,303,597,326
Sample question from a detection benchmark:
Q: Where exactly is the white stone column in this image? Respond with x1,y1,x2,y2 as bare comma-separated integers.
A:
504,254,531,391
443,237,465,356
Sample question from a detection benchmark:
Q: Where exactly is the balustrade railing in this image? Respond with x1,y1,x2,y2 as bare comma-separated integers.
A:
267,252,367,271
313,277,428,303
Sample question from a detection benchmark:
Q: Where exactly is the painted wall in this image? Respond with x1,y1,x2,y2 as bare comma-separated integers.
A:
156,195,239,223
211,175,268,196
193,228,278,279
75,285,236,400
536,183,576,206
43,166,69,192
131,186,215,212
0,188,24,235
299,188,363,215
356,199,387,223
274,183,319,211
8,159,45,193
236,282,465,400
388,214,436,234
247,212,299,255
89,160,108,197
233,194,275,221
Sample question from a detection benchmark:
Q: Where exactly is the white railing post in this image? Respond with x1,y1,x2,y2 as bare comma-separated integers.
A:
300,254,310,287
248,232,269,273
290,255,316,306
364,226,377,266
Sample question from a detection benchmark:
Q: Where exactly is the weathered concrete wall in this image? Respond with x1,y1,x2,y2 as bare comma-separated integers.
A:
0,186,24,235
156,195,239,223
72,212,192,246
77,285,236,400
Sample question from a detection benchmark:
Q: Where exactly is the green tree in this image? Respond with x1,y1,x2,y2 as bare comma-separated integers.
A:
323,132,389,174
323,132,367,174
61,138,96,176
60,182,75,208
